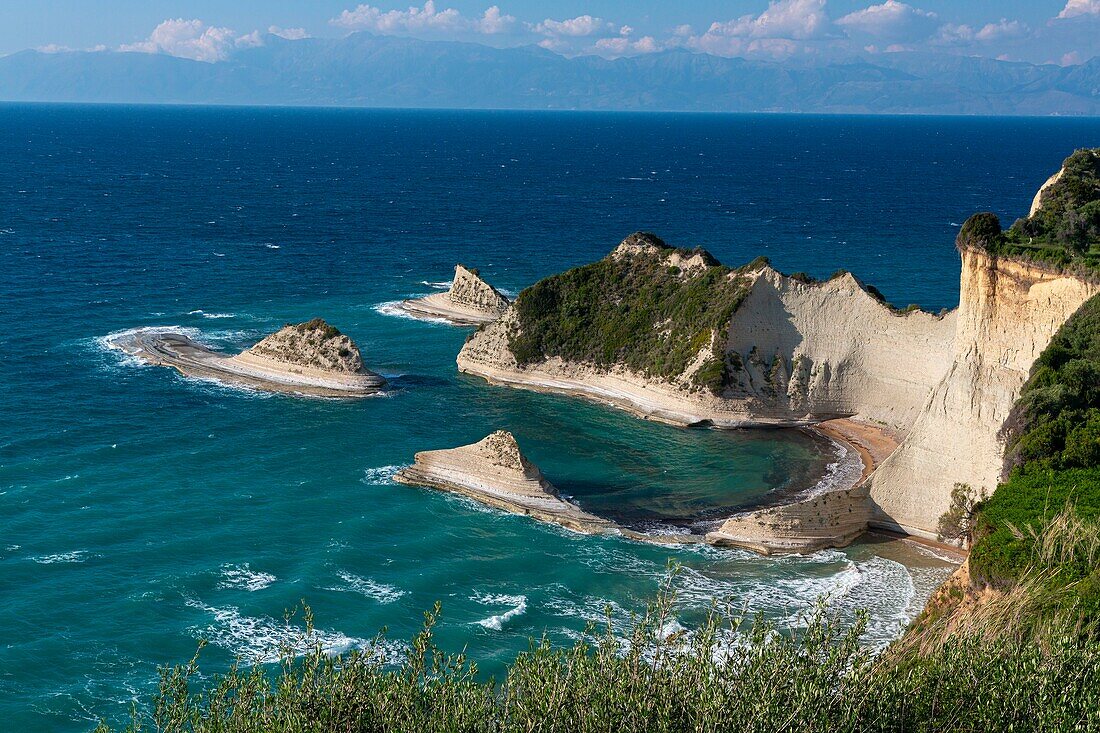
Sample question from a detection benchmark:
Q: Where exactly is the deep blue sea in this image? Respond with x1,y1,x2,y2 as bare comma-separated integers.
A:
2,105,1098,731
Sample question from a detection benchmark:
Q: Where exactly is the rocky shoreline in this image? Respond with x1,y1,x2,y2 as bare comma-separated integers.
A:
108,321,386,397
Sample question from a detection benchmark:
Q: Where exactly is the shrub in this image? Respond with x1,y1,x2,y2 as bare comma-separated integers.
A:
507,238,753,396
98,584,1100,733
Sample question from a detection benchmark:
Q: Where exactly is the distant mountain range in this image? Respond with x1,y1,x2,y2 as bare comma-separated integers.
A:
1,32,1098,115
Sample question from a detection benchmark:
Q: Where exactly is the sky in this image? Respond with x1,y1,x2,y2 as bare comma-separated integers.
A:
3,0,1098,65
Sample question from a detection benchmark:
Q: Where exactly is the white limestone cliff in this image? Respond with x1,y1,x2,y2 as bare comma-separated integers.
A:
867,247,1100,538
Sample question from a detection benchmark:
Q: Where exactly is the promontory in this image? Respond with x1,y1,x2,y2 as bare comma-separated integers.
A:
457,148,1100,554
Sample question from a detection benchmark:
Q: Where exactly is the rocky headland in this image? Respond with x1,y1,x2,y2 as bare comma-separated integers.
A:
109,318,386,397
394,431,614,534
457,152,1100,554
399,265,510,325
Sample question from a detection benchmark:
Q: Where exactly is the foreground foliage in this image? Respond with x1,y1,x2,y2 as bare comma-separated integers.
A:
100,579,1100,733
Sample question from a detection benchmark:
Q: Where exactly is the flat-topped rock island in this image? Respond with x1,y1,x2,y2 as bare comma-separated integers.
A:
109,318,386,397
395,431,614,534
398,265,510,325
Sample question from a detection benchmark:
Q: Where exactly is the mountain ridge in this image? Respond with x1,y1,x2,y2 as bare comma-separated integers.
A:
2,32,1098,115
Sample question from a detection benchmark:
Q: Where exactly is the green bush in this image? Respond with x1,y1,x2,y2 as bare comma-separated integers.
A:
98,585,1100,733
507,234,752,396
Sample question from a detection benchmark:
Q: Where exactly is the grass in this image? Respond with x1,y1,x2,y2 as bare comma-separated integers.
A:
98,571,1100,733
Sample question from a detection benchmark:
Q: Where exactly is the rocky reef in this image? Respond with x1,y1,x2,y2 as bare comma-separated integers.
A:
109,319,386,397
399,265,510,325
394,431,613,534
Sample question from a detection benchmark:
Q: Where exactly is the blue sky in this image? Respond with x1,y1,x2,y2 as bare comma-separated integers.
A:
5,0,1098,64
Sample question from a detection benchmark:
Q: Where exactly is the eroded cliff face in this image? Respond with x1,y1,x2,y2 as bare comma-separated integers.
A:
449,265,510,316
868,247,1100,538
722,268,956,430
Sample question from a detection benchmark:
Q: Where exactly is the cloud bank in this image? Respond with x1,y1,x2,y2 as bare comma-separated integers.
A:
98,0,1099,67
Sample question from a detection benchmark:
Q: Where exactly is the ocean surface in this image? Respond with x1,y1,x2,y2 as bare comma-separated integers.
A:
2,105,1098,731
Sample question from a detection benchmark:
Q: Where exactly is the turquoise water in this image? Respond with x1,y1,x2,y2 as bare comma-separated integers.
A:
3,106,1098,731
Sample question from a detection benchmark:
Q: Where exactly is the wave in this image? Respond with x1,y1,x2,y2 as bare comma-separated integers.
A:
802,438,863,499
265,244,280,249
420,280,452,289
184,597,371,664
362,465,402,485
472,593,528,631
372,300,452,325
188,310,238,320
327,571,407,604
217,563,276,592
31,550,92,564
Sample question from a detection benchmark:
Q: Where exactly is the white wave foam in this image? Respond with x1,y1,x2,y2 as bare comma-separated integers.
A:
327,571,406,604
373,300,451,325
217,563,276,592
265,244,280,249
362,465,402,484
472,593,528,631
420,280,452,289
802,438,863,499
188,310,238,319
32,550,91,564
185,597,371,664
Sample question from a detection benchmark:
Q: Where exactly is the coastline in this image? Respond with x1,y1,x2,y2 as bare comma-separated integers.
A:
457,360,823,428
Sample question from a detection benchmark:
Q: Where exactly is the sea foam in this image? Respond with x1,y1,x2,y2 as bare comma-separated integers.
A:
472,593,528,631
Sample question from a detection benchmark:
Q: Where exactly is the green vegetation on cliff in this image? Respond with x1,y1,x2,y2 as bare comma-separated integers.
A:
967,292,1100,627
507,233,753,395
957,148,1100,274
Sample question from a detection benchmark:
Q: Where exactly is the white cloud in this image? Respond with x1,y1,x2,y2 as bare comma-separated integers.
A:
120,18,261,62
36,44,73,53
1057,0,1100,19
332,2,514,35
836,1,938,42
935,18,1028,45
975,19,1028,41
723,0,831,40
593,34,662,57
532,15,606,37
269,26,311,40
683,0,831,58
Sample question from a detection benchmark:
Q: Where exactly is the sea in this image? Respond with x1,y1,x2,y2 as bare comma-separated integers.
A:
2,105,1098,731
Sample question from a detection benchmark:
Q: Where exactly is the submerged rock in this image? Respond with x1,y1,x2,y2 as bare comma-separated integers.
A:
394,431,613,534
